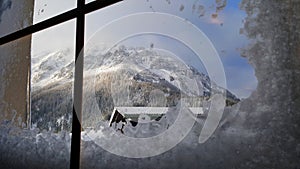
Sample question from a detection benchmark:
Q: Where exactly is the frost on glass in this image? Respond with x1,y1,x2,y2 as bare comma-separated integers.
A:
0,0,34,38
3,0,295,168
1,0,298,168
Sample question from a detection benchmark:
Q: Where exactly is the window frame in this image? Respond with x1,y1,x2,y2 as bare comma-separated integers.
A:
0,0,123,169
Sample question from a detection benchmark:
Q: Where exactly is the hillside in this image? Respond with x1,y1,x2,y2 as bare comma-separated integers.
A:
31,46,239,131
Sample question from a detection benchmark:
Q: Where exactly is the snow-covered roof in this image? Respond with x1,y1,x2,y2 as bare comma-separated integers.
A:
114,107,203,115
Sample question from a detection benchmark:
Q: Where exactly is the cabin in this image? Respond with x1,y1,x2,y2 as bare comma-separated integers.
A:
108,106,204,130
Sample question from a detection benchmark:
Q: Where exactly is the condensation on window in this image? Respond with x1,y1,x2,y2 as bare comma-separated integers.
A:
2,0,298,169
0,0,34,38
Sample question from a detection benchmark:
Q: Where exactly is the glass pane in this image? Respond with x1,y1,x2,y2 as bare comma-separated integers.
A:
0,19,75,169
31,19,75,168
0,0,34,38
33,0,76,24
31,19,76,132
82,0,257,168
0,0,76,38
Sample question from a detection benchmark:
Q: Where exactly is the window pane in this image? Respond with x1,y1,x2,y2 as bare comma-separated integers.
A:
0,19,75,169
33,0,76,24
0,0,34,38
31,19,76,132
82,0,257,168
0,0,76,39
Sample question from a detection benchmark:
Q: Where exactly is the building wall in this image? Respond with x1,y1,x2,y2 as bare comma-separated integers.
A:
0,0,34,127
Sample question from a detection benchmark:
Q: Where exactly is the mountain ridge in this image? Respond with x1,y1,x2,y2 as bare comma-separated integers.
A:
31,46,239,131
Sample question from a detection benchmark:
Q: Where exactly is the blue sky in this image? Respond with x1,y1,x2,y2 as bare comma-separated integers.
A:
32,0,257,98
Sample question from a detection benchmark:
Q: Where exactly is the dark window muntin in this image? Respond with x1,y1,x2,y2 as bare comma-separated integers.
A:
0,0,123,169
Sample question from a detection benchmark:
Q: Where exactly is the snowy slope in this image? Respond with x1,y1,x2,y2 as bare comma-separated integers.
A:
31,49,74,90
31,46,215,97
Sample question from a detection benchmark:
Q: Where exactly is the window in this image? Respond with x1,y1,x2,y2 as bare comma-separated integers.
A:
7,0,299,168
0,1,123,169
31,20,76,133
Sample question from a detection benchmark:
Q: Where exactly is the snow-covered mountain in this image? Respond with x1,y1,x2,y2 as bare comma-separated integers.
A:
31,49,74,90
31,46,239,131
31,46,233,97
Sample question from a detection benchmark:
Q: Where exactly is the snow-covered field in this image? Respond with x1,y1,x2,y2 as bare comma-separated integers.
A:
0,104,258,169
